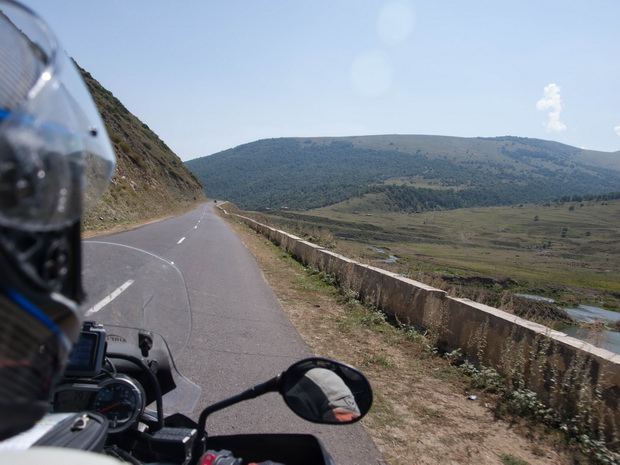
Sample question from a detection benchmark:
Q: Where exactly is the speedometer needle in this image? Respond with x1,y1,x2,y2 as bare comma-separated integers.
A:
99,402,121,413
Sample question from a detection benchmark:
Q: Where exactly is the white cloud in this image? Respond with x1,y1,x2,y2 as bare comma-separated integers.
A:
614,124,620,136
536,83,567,133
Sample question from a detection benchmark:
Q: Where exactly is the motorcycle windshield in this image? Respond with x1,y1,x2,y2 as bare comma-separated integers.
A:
81,240,201,414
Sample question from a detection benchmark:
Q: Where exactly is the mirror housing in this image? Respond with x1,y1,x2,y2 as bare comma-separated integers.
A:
279,358,373,424
193,357,373,464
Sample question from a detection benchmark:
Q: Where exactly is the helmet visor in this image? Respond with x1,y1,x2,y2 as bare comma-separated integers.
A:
0,1,115,231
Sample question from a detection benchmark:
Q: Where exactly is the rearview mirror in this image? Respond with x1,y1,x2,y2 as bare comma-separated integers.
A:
279,358,373,424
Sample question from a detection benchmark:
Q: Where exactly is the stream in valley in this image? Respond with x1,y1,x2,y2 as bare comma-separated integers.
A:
516,294,620,355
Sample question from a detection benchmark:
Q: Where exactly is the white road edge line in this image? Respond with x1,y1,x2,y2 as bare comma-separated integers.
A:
85,279,134,317
177,237,186,244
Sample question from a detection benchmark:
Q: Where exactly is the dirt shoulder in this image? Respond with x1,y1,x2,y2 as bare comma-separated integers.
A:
82,203,203,239
222,214,580,465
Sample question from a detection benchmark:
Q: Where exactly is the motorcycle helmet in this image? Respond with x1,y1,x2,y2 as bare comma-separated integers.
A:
0,0,115,440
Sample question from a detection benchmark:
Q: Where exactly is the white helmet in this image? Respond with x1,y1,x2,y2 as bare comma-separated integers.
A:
0,0,116,439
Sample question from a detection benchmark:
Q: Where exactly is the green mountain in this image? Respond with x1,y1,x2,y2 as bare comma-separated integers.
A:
79,66,206,232
185,135,620,211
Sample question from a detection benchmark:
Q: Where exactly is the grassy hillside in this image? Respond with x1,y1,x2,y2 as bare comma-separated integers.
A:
79,66,206,232
185,135,620,211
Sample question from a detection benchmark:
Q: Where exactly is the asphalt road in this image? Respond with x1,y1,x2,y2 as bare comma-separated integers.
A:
87,203,385,465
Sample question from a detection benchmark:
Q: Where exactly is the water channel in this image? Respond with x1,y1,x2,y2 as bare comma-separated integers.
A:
369,247,399,264
516,294,620,355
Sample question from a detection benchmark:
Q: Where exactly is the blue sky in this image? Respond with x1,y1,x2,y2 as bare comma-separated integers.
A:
25,1,620,161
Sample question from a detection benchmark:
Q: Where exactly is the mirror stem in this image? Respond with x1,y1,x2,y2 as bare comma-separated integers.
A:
191,375,280,465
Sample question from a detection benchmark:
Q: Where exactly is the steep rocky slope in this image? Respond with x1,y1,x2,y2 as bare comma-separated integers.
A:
79,66,205,233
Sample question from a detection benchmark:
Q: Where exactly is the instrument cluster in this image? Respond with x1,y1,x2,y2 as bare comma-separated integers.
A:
53,374,145,433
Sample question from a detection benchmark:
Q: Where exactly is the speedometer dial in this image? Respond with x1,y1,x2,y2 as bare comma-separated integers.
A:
91,376,144,432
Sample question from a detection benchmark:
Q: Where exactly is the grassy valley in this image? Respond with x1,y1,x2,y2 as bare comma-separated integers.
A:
253,197,620,319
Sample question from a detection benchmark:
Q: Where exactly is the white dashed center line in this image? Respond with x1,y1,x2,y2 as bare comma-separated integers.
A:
85,280,134,316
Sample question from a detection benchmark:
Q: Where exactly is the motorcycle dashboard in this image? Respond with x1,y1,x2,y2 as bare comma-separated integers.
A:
52,375,145,433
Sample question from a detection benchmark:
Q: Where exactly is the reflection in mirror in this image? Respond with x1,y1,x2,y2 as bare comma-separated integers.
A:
280,358,372,425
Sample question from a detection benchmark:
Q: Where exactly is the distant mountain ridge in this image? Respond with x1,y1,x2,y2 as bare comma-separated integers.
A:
185,135,620,212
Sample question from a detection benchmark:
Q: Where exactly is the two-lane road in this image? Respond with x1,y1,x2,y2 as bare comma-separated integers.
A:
88,204,384,465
